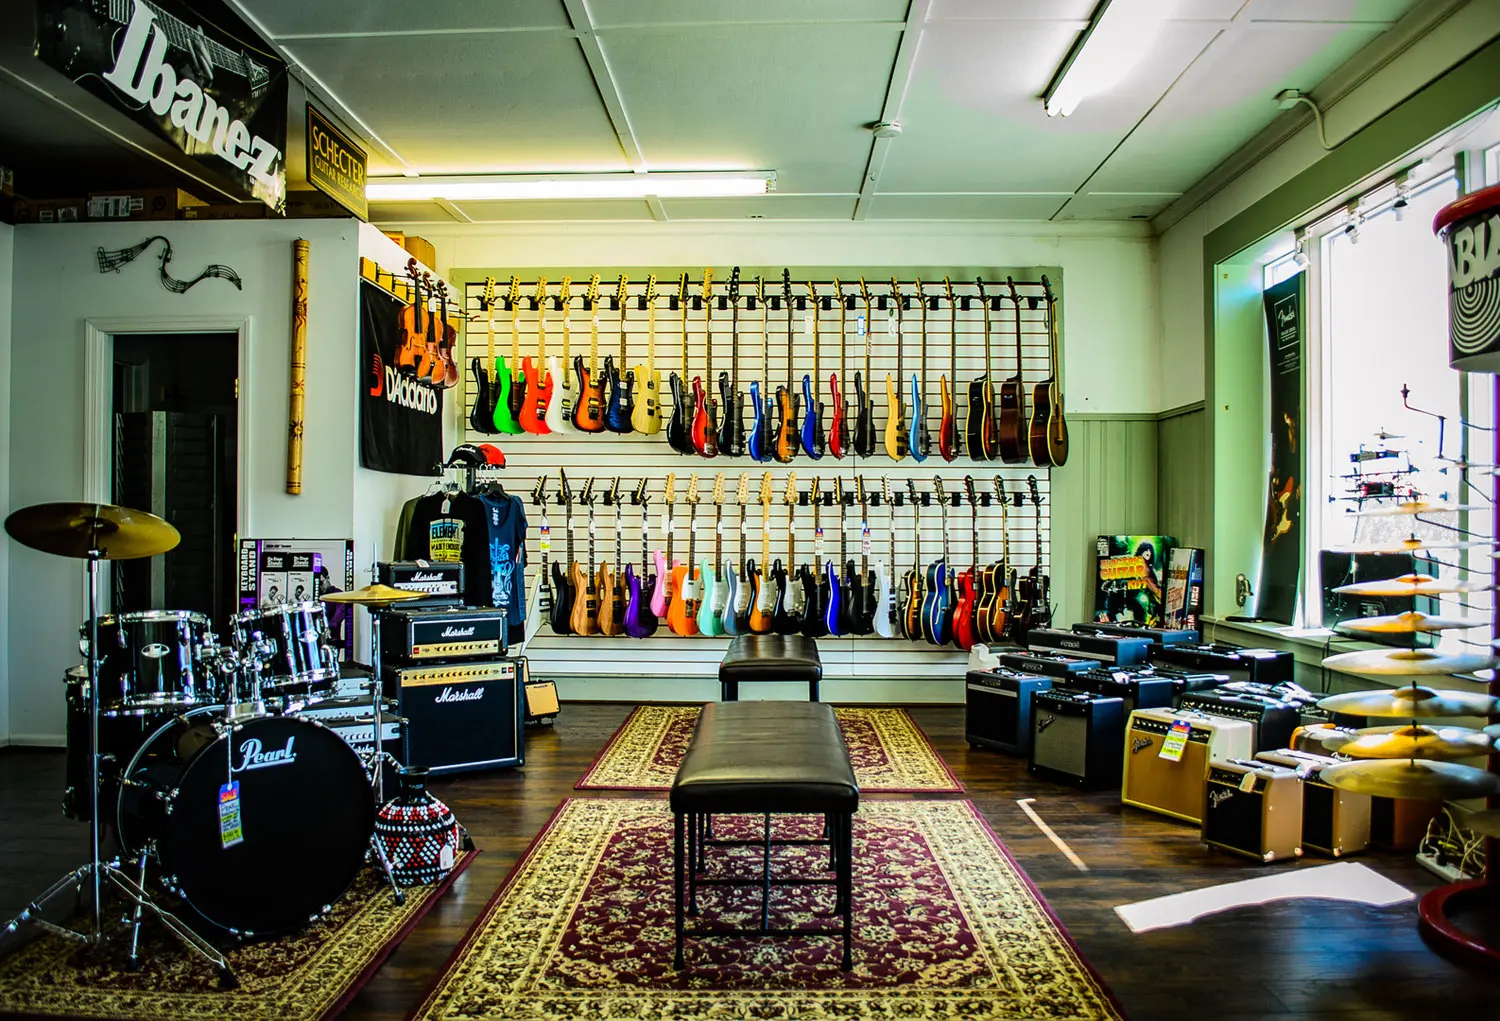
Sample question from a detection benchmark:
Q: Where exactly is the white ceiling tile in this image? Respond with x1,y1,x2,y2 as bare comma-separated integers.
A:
659,195,859,219
369,201,458,223
1247,0,1417,23
449,199,654,221
1053,193,1180,220
928,0,1096,20
242,0,570,38
588,1,909,28
867,194,1071,219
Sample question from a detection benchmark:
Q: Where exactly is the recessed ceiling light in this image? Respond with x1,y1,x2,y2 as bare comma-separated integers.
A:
366,171,777,202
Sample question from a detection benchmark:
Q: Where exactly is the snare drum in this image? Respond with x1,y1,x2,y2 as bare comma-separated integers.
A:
233,601,339,702
61,665,170,821
79,610,217,715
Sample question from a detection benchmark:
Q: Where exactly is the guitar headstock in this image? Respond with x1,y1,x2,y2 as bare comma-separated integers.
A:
700,269,714,306
643,273,657,308
728,266,741,306
558,276,571,319
906,478,919,508
1006,275,1020,306
976,277,989,324
686,472,701,506
834,476,845,507
964,475,977,506
880,474,892,507
663,472,677,507
783,471,799,507
677,272,690,312
759,471,773,508
735,473,750,506
1027,474,1042,505
889,277,903,311
587,274,601,321
944,276,955,307
607,476,621,508
856,475,867,508
781,269,792,308
993,475,1008,517
755,274,765,309
1040,274,1053,304
933,476,948,513
634,478,649,508
579,477,596,507
558,468,572,506
482,274,496,311
808,476,822,508
530,475,548,506
711,472,725,506
915,277,927,322
535,277,549,320
858,276,872,315
507,276,521,316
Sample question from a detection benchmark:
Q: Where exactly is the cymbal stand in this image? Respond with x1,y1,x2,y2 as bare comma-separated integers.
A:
0,549,235,986
363,605,405,904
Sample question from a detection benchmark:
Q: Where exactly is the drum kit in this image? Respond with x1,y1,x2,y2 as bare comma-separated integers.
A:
1,502,425,984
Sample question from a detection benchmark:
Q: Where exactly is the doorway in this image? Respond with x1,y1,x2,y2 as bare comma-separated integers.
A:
110,333,239,627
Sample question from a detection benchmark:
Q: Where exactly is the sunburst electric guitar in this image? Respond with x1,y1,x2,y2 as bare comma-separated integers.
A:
747,472,776,634
597,478,626,636
569,478,600,636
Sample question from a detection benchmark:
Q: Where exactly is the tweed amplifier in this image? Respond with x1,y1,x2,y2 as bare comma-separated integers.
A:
375,560,464,607
965,669,1052,756
380,606,507,662
523,659,560,724
1122,709,1254,824
1028,690,1126,790
1074,622,1201,646
1026,628,1151,665
998,650,1094,679
1254,750,1371,857
1071,667,1177,715
1149,644,1293,685
383,658,524,774
1177,691,1299,752
1201,760,1304,862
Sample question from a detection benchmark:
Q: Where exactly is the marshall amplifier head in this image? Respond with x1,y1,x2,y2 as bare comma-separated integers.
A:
1074,622,1201,646
998,651,1094,679
1177,691,1300,752
1028,689,1126,790
1122,709,1254,824
1149,643,1293,686
965,669,1052,757
383,658,524,774
1072,666,1176,715
380,606,507,662
1202,760,1304,862
376,560,464,607
1255,749,1371,857
1025,628,1151,666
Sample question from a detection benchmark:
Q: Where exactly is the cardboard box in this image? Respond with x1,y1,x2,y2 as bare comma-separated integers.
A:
15,197,86,224
285,190,350,218
87,187,205,221
403,235,436,269
180,202,267,221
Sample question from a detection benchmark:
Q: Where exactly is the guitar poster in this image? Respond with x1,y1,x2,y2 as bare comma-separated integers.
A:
360,281,444,476
1258,273,1304,624
1093,535,1173,626
34,0,288,209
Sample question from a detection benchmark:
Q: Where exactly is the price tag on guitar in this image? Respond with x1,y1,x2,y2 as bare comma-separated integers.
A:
539,520,551,556
861,521,872,557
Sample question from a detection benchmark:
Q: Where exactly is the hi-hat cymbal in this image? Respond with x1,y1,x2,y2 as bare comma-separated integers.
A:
1318,684,1500,717
1321,648,1498,678
4,502,179,560
1320,759,1500,799
1465,809,1500,840
1333,724,1492,762
1332,574,1494,597
1339,611,1482,634
1354,501,1483,517
1335,539,1488,554
320,584,425,606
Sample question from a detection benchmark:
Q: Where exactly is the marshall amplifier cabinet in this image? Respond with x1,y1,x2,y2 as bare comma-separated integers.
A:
1202,761,1304,862
376,560,464,607
1028,690,1126,790
965,669,1052,756
1177,691,1300,752
1122,709,1254,824
380,606,507,663
383,659,525,775
296,694,404,791
1149,644,1294,686
998,651,1093,679
1071,667,1176,715
1026,628,1151,666
1074,622,1201,646
1255,750,1371,857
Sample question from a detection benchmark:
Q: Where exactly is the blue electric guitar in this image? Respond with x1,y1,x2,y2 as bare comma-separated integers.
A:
825,478,848,637
919,476,954,645
747,276,772,462
603,274,637,433
800,280,825,459
908,278,932,462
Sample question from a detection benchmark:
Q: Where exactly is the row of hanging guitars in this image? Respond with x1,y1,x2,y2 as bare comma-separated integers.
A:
530,469,1053,647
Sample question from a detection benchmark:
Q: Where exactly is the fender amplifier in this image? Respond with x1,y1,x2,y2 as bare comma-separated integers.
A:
376,560,464,607
1122,709,1254,824
1177,691,1299,752
998,651,1093,679
1074,622,1201,646
1071,667,1176,715
380,606,508,662
965,669,1051,756
1202,761,1304,862
1149,644,1293,685
1028,690,1126,790
1149,665,1229,695
1026,628,1151,665
522,660,560,724
1255,750,1371,857
383,659,524,775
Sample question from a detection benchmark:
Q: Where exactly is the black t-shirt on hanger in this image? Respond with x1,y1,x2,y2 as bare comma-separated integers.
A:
401,492,492,607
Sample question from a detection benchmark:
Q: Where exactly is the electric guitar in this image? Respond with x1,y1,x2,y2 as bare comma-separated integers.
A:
691,270,719,458
697,473,727,635
623,478,658,638
519,277,554,434
900,479,924,640
908,278,931,462
967,277,998,460
493,276,522,434
938,277,958,461
1013,475,1053,636
468,276,499,433
797,478,829,638
544,274,582,434
951,477,980,650
974,476,1011,646
649,473,678,619
829,478,853,637
666,474,702,637
920,477,953,645
884,278,909,461
874,476,896,639
569,478,600,636
1029,275,1070,467
853,278,876,458
604,274,635,434
722,473,751,635
531,475,553,619
772,472,803,634
598,478,626,636
774,270,800,463
573,284,606,433
747,276,773,463
666,273,695,455
800,280,825,459
828,276,849,460
747,472,776,634
630,274,664,435
996,277,1028,464
548,469,576,634
717,267,746,457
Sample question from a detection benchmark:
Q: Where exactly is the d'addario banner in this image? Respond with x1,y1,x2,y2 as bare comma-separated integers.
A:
361,281,442,476
1257,273,1304,624
35,0,288,209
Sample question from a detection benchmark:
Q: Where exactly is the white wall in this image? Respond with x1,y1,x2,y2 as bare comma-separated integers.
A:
6,218,360,743
0,223,12,744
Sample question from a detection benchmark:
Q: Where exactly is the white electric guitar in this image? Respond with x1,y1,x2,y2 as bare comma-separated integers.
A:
873,475,896,638
545,273,587,433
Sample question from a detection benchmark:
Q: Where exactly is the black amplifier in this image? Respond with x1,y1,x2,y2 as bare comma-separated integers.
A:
383,658,524,775
1074,622,1201,646
1026,628,1151,666
1148,665,1229,694
1028,689,1126,790
965,669,1051,756
998,651,1094,679
1070,667,1176,715
1202,761,1304,862
295,694,404,790
380,606,507,662
1150,643,1293,685
1178,691,1300,752
376,560,464,607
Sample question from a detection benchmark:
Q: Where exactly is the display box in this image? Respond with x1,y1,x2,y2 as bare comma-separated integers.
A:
87,187,205,221
180,202,268,220
14,197,85,223
1093,534,1175,626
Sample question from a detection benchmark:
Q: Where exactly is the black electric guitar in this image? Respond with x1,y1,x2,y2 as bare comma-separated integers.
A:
797,478,829,638
468,277,499,433
548,469,576,635
1013,475,1053,636
847,477,876,635
772,473,802,634
852,277,876,458
717,267,746,456
666,272,695,455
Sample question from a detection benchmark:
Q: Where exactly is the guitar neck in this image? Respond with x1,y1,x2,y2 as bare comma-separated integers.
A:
590,314,600,373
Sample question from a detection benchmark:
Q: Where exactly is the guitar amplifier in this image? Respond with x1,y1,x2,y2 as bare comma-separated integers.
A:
1255,750,1371,857
1122,709,1254,824
1177,691,1300,752
1028,690,1126,790
1150,644,1294,685
522,660,560,724
1074,622,1201,646
965,669,1052,756
1071,667,1176,715
1148,665,1229,695
998,651,1093,679
383,659,524,775
1026,628,1151,665
295,694,404,791
1202,761,1304,862
380,606,508,662
376,560,464,607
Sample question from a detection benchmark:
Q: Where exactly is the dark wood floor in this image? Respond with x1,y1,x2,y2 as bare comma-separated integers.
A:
1,703,1493,1020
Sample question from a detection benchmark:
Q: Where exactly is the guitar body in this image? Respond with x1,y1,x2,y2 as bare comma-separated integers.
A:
519,358,551,434
872,561,895,639
907,375,929,462
951,567,976,650
937,376,957,461
823,563,843,637
773,387,799,463
623,564,659,638
573,356,606,433
666,563,700,637
666,374,693,454
747,382,771,462
747,560,775,634
696,559,724,636
716,374,744,458
649,550,673,618
630,364,662,434
828,375,847,459
549,559,575,635
596,563,623,636
722,559,743,636
569,561,599,636
505,368,528,433
883,377,908,461
966,377,996,459
545,356,574,434
492,358,520,434
973,565,1009,646
839,561,864,635
901,568,924,641
795,566,826,638
770,561,799,635
468,358,497,433
1029,381,1069,467
799,376,824,459
603,357,635,434
919,562,951,645
852,372,875,458
996,378,1027,464
689,378,715,458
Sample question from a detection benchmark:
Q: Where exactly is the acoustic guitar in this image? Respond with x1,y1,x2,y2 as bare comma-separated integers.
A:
716,267,746,457
603,274,635,434
544,275,582,434
623,479,658,638
774,270,800,463
873,476,896,639
966,277,998,460
666,273,694,455
772,472,803,634
597,478,627,636
548,470,575,635
900,479,924,641
518,277,553,434
572,285,606,433
974,475,1012,645
747,472,777,634
1028,275,1070,467
722,473,751,635
908,278,932,462
797,478,829,638
800,281,825,459
938,277,958,461
884,278,909,461
649,473,678,619
951,476,980,650
493,276,523,434
630,274,663,435
995,277,1028,464
747,276,773,462
690,270,719,458
1012,475,1053,636
828,276,849,460
666,473,702,637
852,278,876,458
467,276,499,433
696,473,727,636
569,478,600,636
920,476,953,645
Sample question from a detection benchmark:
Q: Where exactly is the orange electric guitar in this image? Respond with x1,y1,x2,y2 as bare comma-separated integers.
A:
572,282,607,432
938,277,959,461
568,477,600,635
666,473,703,636
774,270,799,463
597,477,626,636
519,277,555,434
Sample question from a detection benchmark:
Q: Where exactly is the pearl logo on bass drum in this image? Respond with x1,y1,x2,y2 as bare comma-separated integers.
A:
435,686,484,704
234,736,297,772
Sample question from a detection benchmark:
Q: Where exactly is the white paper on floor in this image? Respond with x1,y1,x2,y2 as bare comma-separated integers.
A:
1114,862,1415,933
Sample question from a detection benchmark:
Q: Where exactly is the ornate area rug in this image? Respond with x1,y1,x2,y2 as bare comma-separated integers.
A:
411,799,1122,1020
576,705,964,793
0,853,474,1021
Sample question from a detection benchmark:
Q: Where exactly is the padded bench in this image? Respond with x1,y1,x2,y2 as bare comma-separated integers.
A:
719,633,823,701
670,700,859,970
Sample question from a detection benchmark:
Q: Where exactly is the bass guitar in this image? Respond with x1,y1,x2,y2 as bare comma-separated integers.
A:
666,273,695,454
649,473,678,619
696,473,727,635
920,476,953,645
544,274,581,434
690,270,719,457
518,277,553,434
774,271,800,463
747,472,776,634
1029,275,1069,466
495,276,525,434
951,477,980,650
603,274,635,434
830,478,854,636
716,267,745,457
828,277,849,460
722,473,751,635
746,276,773,462
938,277,958,461
900,479,924,640
597,478,626,636
996,277,1028,463
569,478,600,636
630,274,663,435
844,477,874,635
797,478,829,638
884,278,909,461
548,470,576,634
874,476,896,639
974,476,1012,645
967,277,998,459
772,472,803,634
572,285,606,433
800,280,825,459
852,278,876,458
623,478,658,638
468,276,499,433
666,474,702,637
909,278,932,462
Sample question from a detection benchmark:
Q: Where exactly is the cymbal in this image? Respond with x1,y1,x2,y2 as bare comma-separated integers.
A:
1486,724,1500,740
1333,724,1492,762
1332,574,1494,596
1318,684,1500,716
1335,539,1488,554
1320,649,1497,678
4,502,179,560
1464,809,1500,840
1354,501,1483,517
320,584,425,607
1320,759,1500,799
1339,611,1483,634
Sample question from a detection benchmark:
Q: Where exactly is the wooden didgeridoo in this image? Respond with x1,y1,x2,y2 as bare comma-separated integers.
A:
287,238,309,494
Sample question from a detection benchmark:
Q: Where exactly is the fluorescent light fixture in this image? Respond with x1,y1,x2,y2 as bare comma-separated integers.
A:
366,171,776,202
1043,0,1175,117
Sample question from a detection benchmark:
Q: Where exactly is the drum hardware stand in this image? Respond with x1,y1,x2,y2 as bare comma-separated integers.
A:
364,608,405,905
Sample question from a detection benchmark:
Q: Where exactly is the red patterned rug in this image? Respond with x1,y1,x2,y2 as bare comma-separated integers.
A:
575,705,964,793
411,799,1122,1020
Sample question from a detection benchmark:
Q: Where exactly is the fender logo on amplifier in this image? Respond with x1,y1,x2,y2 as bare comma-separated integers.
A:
1131,737,1153,754
1208,788,1235,809
1037,714,1057,732
435,686,484,704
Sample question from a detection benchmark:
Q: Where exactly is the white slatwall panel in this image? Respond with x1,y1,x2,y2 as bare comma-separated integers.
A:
458,272,1057,683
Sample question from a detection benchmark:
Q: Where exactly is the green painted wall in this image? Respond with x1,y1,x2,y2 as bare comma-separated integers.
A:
1157,404,1206,548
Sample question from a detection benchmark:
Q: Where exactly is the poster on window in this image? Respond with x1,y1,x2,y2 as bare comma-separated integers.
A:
360,280,443,476
1258,273,1304,624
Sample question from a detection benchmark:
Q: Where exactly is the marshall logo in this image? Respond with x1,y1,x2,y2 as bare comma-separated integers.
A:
435,686,484,704
411,572,444,583
440,625,477,638
234,735,297,772
1208,788,1235,809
